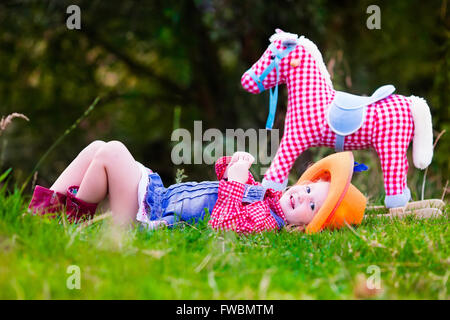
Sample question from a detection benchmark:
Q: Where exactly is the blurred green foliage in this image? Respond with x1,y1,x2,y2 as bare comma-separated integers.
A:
0,0,448,201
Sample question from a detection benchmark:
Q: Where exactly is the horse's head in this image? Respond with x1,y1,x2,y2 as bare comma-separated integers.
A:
241,29,300,94
242,29,333,94
241,29,306,129
241,29,333,129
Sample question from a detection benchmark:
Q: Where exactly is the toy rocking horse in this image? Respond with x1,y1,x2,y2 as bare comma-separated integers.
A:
241,29,443,215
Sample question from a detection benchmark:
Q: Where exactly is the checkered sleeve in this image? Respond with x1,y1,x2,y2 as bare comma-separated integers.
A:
245,203,280,233
214,156,232,180
209,180,247,232
214,156,257,184
209,180,281,233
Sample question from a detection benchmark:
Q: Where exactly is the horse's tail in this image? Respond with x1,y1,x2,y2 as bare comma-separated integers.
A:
409,95,433,169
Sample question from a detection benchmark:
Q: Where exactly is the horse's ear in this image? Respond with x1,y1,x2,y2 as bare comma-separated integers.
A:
282,39,297,47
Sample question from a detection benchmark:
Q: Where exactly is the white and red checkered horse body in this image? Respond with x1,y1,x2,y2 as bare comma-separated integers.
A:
241,30,434,208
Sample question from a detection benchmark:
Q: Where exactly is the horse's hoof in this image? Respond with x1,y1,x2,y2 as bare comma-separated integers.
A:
384,188,411,208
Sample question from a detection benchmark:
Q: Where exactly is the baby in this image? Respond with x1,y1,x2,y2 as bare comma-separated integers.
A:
28,140,329,233
207,151,329,233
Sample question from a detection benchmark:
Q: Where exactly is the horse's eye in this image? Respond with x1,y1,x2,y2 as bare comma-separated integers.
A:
270,55,276,60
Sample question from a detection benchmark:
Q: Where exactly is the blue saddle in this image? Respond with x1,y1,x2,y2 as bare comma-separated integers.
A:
326,85,395,151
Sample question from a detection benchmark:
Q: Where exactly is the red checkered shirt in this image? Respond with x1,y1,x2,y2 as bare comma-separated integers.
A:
208,156,287,233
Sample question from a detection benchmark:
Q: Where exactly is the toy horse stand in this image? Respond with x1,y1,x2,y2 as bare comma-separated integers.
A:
241,29,444,217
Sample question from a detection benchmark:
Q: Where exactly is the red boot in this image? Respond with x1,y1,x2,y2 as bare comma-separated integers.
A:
28,185,66,217
65,186,98,223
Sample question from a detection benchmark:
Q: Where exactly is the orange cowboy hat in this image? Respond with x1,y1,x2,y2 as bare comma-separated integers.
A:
296,151,367,233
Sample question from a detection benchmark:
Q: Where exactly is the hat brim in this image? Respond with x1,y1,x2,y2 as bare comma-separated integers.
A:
296,151,354,233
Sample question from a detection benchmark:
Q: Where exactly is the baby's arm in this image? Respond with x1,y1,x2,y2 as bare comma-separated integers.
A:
210,152,263,233
209,183,279,233
209,179,247,232
210,152,253,232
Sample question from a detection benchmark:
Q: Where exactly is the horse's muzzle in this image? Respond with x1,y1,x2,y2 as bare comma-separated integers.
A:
241,71,261,94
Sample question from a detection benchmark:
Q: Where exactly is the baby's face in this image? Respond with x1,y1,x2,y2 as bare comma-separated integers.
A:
279,181,330,225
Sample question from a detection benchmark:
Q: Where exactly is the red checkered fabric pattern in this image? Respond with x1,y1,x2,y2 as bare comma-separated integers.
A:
241,40,414,196
209,157,286,233
320,94,414,196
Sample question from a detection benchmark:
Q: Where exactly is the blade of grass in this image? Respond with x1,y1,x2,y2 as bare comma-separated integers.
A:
0,168,12,183
76,212,112,231
442,180,449,201
21,97,101,192
421,129,446,200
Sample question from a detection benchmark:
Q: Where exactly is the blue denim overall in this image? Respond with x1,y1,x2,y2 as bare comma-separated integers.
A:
144,172,285,229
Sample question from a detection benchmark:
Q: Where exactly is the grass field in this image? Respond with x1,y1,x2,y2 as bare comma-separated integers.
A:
0,184,448,300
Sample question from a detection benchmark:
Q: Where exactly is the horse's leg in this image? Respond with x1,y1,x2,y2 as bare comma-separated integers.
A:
262,132,308,190
374,140,411,208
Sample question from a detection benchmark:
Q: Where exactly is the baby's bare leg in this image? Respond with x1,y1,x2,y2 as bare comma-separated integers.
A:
50,140,106,194
75,141,141,226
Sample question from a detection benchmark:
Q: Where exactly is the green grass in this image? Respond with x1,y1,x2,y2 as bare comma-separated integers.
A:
0,186,448,300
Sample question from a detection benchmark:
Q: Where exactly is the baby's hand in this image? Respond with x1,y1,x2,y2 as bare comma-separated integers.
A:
226,152,255,183
229,152,255,168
